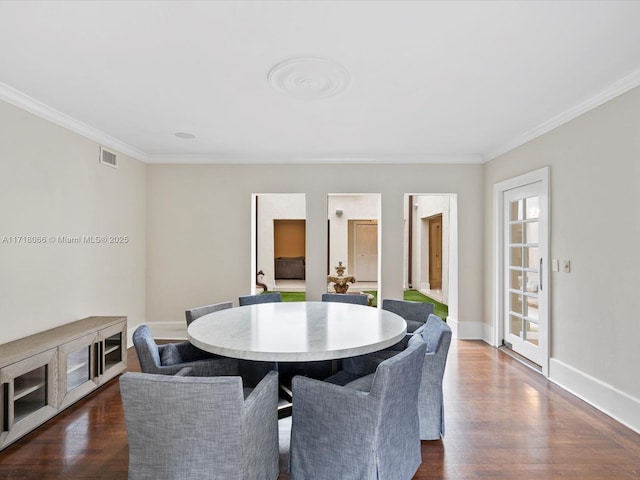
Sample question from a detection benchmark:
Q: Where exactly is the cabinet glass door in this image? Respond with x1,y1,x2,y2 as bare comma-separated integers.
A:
104,332,122,371
0,348,57,443
13,366,47,423
58,333,98,409
98,322,126,385
66,346,91,392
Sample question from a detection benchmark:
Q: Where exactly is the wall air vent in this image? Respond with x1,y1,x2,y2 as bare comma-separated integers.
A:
99,147,118,168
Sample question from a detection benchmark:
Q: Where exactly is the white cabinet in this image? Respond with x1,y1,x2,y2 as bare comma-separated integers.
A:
0,316,127,451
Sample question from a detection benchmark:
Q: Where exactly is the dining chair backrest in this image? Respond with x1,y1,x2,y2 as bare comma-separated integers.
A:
381,298,434,332
238,292,282,306
412,314,452,439
290,332,426,479
131,324,239,377
185,301,233,326
321,293,369,305
120,370,279,480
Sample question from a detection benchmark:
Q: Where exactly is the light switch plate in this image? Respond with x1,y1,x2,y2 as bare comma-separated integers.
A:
552,259,559,272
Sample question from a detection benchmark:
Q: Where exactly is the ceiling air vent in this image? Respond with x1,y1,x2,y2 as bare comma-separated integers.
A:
99,146,118,168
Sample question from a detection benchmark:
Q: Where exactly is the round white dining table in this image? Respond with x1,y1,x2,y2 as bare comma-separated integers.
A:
187,301,407,362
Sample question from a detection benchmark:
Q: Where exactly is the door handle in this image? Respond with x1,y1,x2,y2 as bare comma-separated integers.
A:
94,342,100,379
539,258,543,292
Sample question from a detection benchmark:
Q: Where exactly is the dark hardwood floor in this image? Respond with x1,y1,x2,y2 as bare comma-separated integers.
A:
1,340,638,479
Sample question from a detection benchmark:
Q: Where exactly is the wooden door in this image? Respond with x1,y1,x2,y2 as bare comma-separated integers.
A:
428,215,442,290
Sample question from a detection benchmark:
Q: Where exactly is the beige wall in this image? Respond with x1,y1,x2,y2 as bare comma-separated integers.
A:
0,100,146,344
146,163,484,335
483,86,640,430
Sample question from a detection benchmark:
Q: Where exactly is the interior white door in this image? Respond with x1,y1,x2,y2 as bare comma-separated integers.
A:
354,223,378,281
503,182,548,367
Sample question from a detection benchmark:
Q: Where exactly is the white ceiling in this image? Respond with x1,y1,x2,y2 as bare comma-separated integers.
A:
2,1,640,164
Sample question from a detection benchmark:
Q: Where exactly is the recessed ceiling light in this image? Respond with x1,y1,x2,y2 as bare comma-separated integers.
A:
268,56,350,100
174,132,196,139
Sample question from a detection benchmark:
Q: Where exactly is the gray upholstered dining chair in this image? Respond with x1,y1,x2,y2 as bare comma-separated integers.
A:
342,314,452,440
238,292,282,306
289,333,426,480
120,370,280,480
321,293,369,305
412,314,452,439
185,300,234,326
131,324,238,377
382,298,434,333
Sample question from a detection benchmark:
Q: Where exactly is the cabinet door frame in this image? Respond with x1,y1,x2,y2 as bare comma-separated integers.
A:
58,332,99,409
98,321,127,385
0,348,58,448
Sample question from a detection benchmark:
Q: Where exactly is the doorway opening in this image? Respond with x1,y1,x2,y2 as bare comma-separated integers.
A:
406,195,452,308
274,219,306,290
327,194,380,294
251,194,306,294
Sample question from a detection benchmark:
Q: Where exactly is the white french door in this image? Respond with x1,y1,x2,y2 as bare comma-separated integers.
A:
494,167,550,374
502,180,548,368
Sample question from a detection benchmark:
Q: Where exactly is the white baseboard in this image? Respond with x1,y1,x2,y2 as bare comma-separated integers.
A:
134,318,490,347
445,315,458,337
141,319,493,342
452,318,486,340
482,322,495,346
127,322,187,348
550,358,640,434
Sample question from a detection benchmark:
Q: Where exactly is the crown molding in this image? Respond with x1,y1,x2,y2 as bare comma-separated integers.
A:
0,81,148,162
146,153,484,165
7,62,638,166
484,67,640,161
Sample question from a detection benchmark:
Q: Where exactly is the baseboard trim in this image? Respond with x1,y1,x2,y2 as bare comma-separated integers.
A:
452,318,486,340
127,322,187,347
549,358,640,434
482,322,495,346
135,318,490,343
445,315,457,338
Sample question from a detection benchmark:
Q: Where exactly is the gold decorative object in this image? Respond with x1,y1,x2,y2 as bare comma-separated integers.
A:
327,261,356,294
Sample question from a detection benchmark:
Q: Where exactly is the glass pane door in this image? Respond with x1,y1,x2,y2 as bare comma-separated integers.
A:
508,196,540,347
13,366,47,423
503,180,547,368
66,346,91,392
104,333,122,370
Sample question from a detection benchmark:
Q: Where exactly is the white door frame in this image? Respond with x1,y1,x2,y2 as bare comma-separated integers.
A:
493,166,550,376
